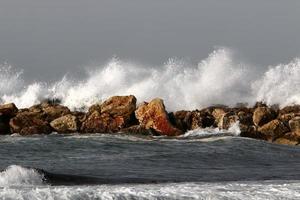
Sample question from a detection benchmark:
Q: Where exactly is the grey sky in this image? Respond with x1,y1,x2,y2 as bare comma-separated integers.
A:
0,0,300,81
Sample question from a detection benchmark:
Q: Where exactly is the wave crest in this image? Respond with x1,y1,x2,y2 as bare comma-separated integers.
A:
0,48,299,110
0,165,44,187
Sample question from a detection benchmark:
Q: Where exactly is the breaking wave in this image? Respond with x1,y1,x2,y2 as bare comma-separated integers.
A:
0,48,299,111
181,121,241,138
0,165,44,187
0,181,299,200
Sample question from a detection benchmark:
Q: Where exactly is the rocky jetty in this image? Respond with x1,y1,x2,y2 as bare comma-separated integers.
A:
0,95,299,146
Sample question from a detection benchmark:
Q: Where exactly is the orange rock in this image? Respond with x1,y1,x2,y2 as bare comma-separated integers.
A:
135,98,183,136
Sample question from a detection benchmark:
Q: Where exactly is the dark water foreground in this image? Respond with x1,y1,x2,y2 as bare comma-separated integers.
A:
0,133,299,199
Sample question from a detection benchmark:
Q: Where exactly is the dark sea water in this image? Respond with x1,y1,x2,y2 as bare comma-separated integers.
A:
0,131,299,199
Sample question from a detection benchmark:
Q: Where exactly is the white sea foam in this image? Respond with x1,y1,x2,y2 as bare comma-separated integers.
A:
0,48,299,111
0,165,44,187
0,181,299,200
182,121,241,138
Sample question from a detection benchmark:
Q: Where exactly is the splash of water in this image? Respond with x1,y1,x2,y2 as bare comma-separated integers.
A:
0,48,299,111
0,165,44,186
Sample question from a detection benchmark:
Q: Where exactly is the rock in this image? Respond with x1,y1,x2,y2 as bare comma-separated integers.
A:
212,108,226,126
135,98,183,136
81,111,123,133
240,125,260,138
87,103,101,115
274,132,300,145
0,103,18,134
28,103,71,122
172,110,192,132
279,105,300,115
20,125,52,136
0,113,11,134
81,95,138,133
120,125,156,135
50,114,78,133
257,119,289,141
0,103,18,117
253,106,277,127
190,111,215,130
237,111,253,126
42,104,71,122
9,111,52,135
280,113,296,124
100,95,137,122
289,116,300,135
217,111,239,130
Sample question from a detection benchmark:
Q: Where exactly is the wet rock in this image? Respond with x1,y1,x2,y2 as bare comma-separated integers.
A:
212,108,226,126
253,106,277,127
28,103,71,122
172,110,192,132
120,125,156,135
0,103,18,134
135,98,183,136
217,111,239,130
9,111,52,135
240,125,260,139
81,111,123,133
190,111,215,130
289,116,300,135
237,111,253,126
50,114,78,133
42,104,71,122
0,103,18,117
100,95,136,120
279,105,300,115
81,95,137,133
257,119,289,141
274,132,300,145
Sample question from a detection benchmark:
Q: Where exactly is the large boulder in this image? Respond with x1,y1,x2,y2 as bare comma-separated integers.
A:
289,116,300,135
274,132,299,146
217,111,239,130
81,95,137,133
9,111,52,135
190,110,215,130
279,105,300,115
50,114,78,133
172,110,192,132
28,103,71,122
0,103,18,117
100,95,137,123
135,98,183,136
212,108,227,126
257,119,289,141
81,111,124,133
0,103,18,134
253,106,277,127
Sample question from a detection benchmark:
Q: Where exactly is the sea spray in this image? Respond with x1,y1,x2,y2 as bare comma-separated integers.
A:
0,165,44,186
0,48,299,110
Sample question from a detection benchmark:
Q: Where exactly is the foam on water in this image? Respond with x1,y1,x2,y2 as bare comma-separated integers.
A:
0,181,299,200
182,121,241,138
0,48,300,110
0,165,44,187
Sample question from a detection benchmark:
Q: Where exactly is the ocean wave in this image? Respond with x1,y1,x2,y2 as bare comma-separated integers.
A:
0,165,44,187
0,181,299,200
0,48,299,110
181,121,241,138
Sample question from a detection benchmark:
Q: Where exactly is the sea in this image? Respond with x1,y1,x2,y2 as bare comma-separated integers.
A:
0,129,299,200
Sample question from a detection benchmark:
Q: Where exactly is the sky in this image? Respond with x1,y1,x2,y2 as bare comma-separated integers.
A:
0,0,300,81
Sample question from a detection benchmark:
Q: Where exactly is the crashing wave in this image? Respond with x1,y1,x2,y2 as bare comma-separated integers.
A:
0,165,44,187
0,48,299,111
